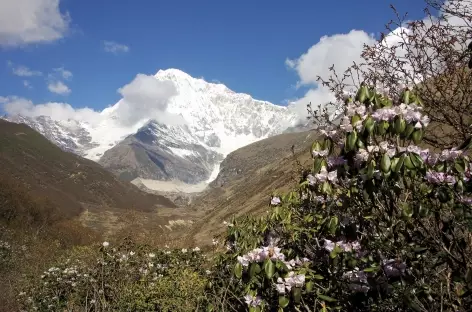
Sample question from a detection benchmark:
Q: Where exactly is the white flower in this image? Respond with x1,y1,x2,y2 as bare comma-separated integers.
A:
164,245,169,248
244,294,262,307
323,239,336,252
181,248,187,253
270,196,281,206
237,255,250,267
312,149,329,157
102,241,109,247
283,271,306,291
212,239,218,245
206,270,211,275
193,247,200,252
275,281,286,294
148,253,155,258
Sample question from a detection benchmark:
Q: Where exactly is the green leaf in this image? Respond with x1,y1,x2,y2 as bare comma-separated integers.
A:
264,259,275,279
328,216,338,235
234,262,243,278
312,274,324,280
292,287,302,304
455,159,466,173
363,266,379,272
404,155,415,170
410,153,424,169
279,296,290,308
413,247,428,253
317,294,337,302
412,129,423,144
249,263,260,278
306,281,314,292
347,131,358,151
313,157,323,174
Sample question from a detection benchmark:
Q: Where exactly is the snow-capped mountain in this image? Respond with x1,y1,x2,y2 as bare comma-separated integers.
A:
4,68,300,184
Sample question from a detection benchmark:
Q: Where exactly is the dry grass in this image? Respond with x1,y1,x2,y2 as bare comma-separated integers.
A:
180,130,318,246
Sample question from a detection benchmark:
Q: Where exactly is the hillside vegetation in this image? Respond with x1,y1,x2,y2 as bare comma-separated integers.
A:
0,119,177,311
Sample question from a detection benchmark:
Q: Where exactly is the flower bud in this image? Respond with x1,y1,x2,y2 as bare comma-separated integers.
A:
312,141,322,152
412,129,423,144
380,153,391,173
404,154,415,170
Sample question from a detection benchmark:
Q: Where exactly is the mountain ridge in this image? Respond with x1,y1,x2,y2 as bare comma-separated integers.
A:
4,68,301,185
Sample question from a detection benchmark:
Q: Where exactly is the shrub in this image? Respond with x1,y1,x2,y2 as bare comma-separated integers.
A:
19,238,210,311
206,86,472,311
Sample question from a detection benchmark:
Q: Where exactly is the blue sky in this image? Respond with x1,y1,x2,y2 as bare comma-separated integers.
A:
0,0,434,114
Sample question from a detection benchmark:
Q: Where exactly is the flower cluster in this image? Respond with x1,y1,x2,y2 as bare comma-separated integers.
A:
425,171,457,185
275,271,306,294
237,246,285,267
307,167,338,185
323,239,361,253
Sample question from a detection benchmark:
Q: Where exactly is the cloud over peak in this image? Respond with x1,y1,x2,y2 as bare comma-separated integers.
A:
2,74,181,128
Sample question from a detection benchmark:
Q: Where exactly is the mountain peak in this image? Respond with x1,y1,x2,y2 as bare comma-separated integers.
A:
155,68,193,80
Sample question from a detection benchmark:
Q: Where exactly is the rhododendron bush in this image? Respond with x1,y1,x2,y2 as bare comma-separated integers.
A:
207,85,472,312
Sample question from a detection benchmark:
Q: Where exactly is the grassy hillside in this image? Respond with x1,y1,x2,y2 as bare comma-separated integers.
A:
0,119,175,217
182,130,318,246
0,119,178,311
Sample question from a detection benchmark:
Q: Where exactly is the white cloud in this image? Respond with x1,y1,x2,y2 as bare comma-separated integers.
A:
2,73,180,130
7,61,43,77
23,80,32,89
53,67,72,79
286,30,376,122
116,74,182,126
48,81,70,95
0,0,70,47
286,30,376,86
102,41,130,54
1,96,100,124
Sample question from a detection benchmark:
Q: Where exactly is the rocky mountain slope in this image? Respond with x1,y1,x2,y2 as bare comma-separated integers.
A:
0,119,175,220
99,69,300,183
3,69,301,185
150,128,320,246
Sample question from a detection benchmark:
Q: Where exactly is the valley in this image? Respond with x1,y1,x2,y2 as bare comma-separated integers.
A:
1,69,312,248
